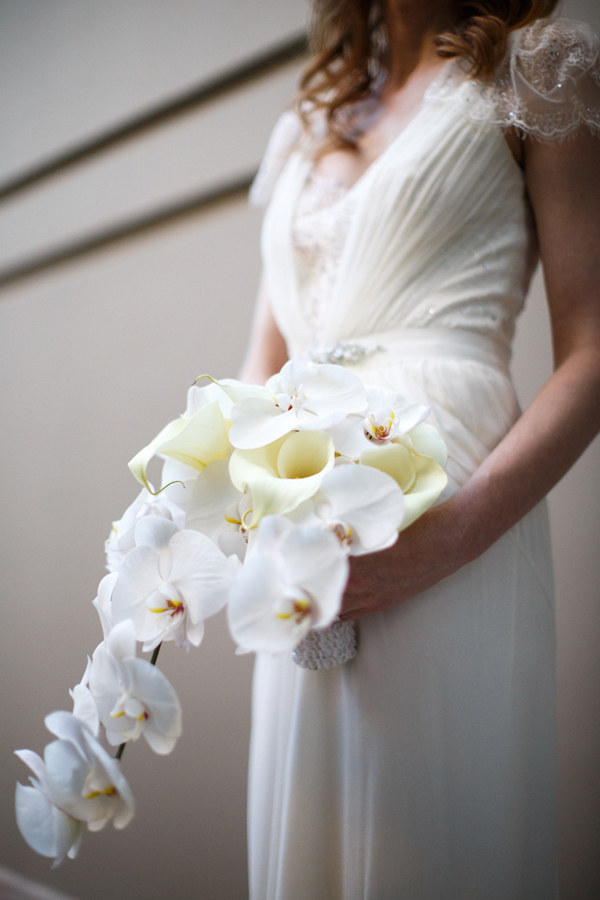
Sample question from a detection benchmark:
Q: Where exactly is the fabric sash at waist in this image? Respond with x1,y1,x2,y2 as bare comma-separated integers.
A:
305,327,511,375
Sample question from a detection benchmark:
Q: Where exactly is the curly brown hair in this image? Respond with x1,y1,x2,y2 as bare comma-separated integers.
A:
297,1,559,147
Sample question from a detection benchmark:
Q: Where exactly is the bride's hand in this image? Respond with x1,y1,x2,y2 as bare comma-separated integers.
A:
339,500,469,621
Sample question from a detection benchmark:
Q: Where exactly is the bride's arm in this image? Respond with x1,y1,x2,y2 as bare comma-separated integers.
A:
341,127,600,620
238,277,288,384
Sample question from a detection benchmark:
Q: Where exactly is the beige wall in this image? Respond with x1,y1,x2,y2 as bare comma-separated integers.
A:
0,2,598,898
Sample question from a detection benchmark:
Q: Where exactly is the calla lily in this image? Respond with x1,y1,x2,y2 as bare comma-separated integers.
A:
111,517,235,651
397,421,448,468
229,430,335,525
361,437,448,530
43,711,134,832
188,377,270,418
293,464,405,555
227,516,349,653
128,400,231,494
15,749,82,866
89,620,182,754
228,359,367,449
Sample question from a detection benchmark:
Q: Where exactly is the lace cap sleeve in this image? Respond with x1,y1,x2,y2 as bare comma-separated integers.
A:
488,18,600,141
249,110,303,208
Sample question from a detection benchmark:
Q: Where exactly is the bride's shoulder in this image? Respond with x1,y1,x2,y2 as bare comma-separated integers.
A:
249,109,304,208
487,17,600,142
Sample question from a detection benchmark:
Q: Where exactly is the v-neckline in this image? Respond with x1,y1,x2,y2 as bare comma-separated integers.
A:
307,57,459,197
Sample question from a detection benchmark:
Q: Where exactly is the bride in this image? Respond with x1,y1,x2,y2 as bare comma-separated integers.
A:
239,1,600,897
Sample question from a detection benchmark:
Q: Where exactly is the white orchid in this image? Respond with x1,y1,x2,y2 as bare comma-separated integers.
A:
105,487,186,573
93,572,119,641
16,711,135,859
292,463,405,555
42,711,135,832
227,516,349,653
228,359,367,449
16,356,450,864
111,517,235,651
229,430,335,526
69,657,100,738
328,386,430,459
15,749,82,866
176,458,238,533
89,620,182,754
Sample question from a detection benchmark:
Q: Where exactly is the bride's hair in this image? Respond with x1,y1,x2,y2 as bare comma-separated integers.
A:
297,1,559,147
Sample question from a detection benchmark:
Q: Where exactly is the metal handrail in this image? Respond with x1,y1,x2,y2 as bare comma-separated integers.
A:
0,32,306,202
0,174,253,289
0,31,308,290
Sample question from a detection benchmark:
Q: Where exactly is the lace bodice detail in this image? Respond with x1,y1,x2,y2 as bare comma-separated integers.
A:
427,18,600,142
250,18,600,209
290,156,533,349
292,173,361,344
251,18,600,360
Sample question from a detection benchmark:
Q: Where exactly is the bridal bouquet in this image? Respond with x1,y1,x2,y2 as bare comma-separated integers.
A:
15,357,447,865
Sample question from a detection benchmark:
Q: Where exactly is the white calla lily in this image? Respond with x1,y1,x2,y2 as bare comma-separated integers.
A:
229,430,335,525
228,516,349,653
128,401,231,493
89,620,182,754
189,377,271,418
397,421,448,468
15,749,82,866
229,359,367,449
111,517,234,651
361,440,448,529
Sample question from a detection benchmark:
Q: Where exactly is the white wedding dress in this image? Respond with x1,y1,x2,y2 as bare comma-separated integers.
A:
247,19,600,900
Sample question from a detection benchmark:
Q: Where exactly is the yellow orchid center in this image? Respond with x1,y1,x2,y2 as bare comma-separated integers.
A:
273,382,305,412
84,785,117,800
329,521,353,547
148,598,184,618
82,770,119,801
276,598,312,624
364,409,397,442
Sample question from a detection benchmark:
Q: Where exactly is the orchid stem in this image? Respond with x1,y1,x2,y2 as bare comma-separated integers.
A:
114,642,163,761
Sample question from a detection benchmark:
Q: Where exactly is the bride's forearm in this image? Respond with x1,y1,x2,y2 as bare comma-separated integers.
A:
339,346,600,620
237,278,288,385
447,346,600,565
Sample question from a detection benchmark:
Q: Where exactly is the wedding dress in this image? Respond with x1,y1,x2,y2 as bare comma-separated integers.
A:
247,18,600,900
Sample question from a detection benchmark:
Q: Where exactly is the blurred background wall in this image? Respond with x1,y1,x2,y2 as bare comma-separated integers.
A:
0,1,598,898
